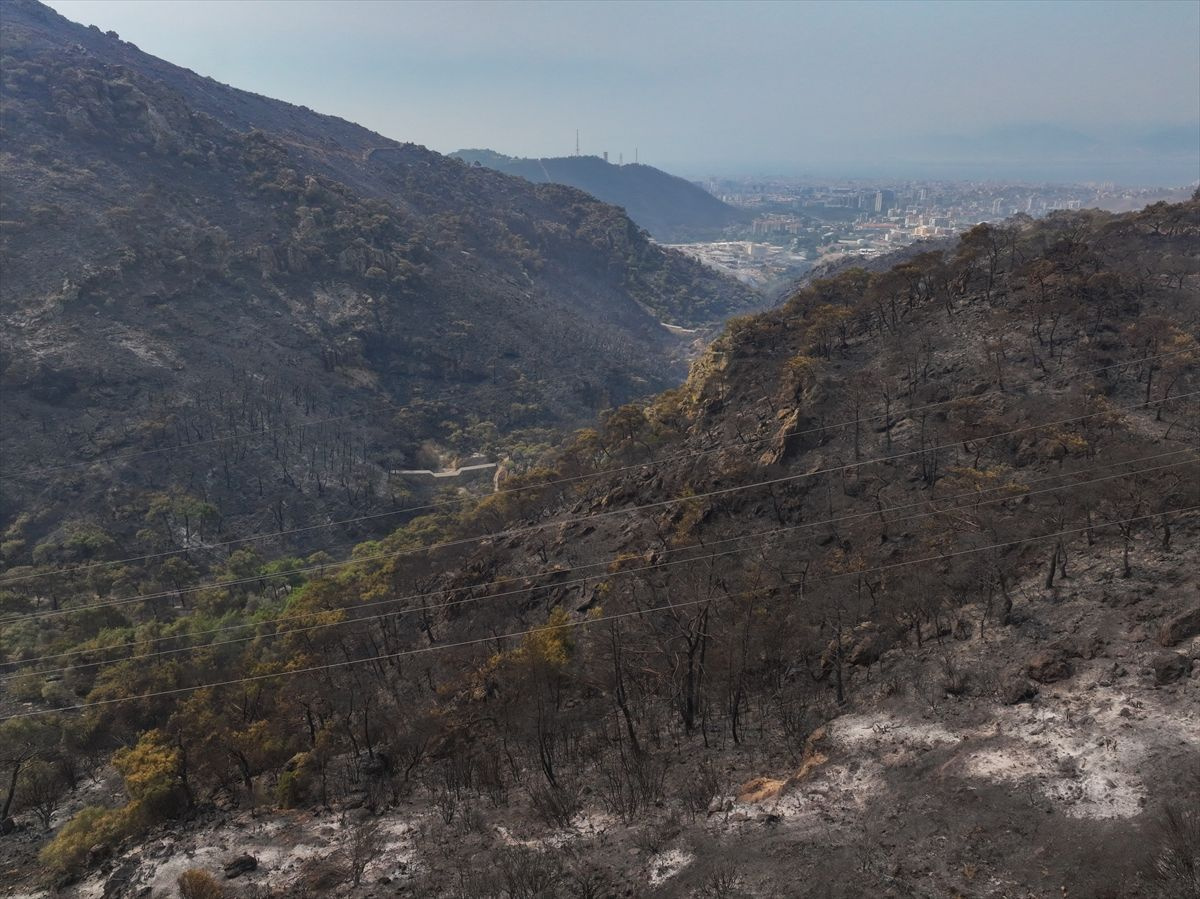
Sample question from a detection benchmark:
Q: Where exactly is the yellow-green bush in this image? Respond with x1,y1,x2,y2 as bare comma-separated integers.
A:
112,729,188,820
40,730,191,876
38,804,137,874
178,868,225,899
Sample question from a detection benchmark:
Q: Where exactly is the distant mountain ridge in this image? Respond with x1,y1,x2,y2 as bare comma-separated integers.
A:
452,149,748,242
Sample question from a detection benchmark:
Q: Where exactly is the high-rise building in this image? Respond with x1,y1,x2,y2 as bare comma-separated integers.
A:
874,190,896,214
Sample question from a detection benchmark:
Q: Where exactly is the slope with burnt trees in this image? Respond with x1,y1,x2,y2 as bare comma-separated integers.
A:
0,0,760,573
2,198,1196,896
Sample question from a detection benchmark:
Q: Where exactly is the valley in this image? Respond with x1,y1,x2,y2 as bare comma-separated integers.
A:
1,2,1197,898
0,0,762,572
2,189,1196,896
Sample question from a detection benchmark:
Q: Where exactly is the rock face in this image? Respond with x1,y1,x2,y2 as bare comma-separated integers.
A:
817,623,895,677
223,854,258,879
1027,649,1072,684
1000,674,1039,705
1158,607,1200,646
847,625,893,667
1150,652,1189,685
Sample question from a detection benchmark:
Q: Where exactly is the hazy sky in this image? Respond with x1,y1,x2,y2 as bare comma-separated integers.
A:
43,0,1200,184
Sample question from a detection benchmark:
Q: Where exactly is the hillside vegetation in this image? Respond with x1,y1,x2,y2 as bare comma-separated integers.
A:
1,196,1197,897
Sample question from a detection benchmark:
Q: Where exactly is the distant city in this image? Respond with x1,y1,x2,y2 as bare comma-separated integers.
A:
671,177,1191,289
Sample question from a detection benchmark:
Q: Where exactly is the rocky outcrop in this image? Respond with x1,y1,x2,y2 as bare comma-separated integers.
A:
1150,652,1189,685
1158,607,1200,647
223,854,258,879
1027,648,1072,684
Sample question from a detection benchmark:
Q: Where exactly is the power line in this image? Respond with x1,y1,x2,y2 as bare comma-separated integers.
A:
3,348,1185,584
3,506,1192,722
6,449,1190,668
1,390,1192,625
4,454,1189,682
20,450,1184,670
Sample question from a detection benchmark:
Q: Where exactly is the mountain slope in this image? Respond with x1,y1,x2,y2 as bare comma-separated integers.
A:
0,0,760,562
2,200,1197,897
453,149,748,242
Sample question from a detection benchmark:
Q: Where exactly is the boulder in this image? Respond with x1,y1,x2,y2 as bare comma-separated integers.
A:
99,859,140,899
819,623,895,676
1151,652,1189,685
1027,648,1071,684
1158,607,1200,647
223,854,258,879
847,627,889,667
1056,633,1103,661
1000,674,1039,705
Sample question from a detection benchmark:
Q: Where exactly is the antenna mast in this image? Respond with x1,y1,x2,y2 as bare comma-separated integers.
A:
575,130,580,156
